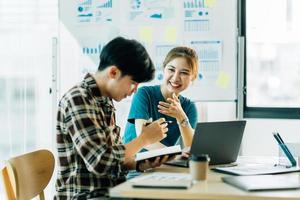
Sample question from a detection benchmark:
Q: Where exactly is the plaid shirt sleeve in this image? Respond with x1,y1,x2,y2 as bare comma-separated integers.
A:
61,91,126,176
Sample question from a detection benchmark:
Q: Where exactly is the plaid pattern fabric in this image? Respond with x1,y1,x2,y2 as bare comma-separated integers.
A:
54,73,127,199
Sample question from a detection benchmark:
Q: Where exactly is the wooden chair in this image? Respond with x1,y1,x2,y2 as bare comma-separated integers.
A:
1,149,55,200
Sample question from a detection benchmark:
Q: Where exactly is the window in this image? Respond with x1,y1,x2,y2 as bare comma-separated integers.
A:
242,0,300,118
0,0,58,196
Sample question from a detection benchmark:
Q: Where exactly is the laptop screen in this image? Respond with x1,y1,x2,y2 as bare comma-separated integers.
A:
190,120,246,165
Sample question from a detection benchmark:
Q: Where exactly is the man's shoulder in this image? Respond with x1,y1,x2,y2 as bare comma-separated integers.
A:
59,85,89,106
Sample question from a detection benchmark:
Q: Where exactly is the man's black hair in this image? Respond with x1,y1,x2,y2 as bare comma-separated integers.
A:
98,37,155,83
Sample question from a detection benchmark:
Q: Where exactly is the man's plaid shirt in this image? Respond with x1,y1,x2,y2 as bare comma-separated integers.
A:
55,73,128,199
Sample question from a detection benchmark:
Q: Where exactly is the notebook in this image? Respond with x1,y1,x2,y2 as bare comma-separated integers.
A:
222,175,300,191
166,120,246,167
135,145,182,162
131,172,192,189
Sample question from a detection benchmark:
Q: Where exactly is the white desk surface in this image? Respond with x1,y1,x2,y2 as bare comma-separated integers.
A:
109,157,300,200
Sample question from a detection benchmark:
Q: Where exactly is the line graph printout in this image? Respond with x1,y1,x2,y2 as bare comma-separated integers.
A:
128,0,175,23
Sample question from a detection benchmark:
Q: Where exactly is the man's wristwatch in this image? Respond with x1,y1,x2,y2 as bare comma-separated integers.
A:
177,118,189,127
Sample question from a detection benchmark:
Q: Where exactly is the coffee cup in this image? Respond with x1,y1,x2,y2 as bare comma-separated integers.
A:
189,154,210,181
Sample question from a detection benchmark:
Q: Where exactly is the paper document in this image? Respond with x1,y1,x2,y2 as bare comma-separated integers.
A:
213,163,300,176
135,145,182,162
131,172,192,189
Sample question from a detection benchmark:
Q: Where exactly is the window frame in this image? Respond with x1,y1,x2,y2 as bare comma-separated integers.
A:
240,0,300,119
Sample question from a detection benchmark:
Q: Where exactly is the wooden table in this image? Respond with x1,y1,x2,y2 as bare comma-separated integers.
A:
109,164,300,200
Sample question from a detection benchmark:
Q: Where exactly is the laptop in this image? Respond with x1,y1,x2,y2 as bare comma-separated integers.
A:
166,120,246,167
222,175,300,191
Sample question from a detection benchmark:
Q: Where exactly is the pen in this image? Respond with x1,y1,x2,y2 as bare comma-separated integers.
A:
272,132,297,167
272,133,292,167
276,132,286,145
145,121,174,126
276,133,296,166
162,121,173,125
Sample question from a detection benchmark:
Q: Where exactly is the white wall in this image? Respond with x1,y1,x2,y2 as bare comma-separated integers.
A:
242,119,300,156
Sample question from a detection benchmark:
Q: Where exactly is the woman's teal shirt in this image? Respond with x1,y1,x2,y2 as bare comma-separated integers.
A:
123,85,198,147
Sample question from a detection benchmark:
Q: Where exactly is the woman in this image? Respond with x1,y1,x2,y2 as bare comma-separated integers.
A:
123,46,199,150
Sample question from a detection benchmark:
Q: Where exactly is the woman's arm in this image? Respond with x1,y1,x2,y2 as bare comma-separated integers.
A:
158,93,194,147
176,116,194,147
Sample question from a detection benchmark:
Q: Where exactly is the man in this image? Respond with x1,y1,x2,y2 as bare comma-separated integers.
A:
55,37,170,199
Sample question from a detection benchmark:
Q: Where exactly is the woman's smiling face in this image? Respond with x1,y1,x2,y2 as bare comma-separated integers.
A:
162,57,193,94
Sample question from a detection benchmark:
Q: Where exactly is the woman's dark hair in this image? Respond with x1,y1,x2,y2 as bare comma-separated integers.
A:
98,37,155,83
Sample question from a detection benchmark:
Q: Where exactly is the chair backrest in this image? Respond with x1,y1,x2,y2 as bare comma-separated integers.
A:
1,149,55,200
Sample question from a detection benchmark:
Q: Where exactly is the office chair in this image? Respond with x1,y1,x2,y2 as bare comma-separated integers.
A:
1,149,55,200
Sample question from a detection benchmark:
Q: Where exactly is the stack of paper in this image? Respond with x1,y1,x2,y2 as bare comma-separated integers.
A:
131,172,192,189
213,163,300,175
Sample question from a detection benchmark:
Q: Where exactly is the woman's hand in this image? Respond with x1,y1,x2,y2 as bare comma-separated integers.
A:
158,93,187,121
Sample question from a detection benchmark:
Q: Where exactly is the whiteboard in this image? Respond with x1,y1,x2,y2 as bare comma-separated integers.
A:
59,0,237,101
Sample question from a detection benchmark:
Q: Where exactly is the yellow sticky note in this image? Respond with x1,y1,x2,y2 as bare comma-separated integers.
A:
205,0,216,7
139,26,153,44
216,71,231,89
164,26,177,43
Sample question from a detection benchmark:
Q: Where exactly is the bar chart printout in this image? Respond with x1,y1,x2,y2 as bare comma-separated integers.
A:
77,0,113,24
189,40,222,80
183,0,213,32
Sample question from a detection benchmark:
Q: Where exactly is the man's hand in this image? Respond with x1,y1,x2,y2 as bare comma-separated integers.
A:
137,155,176,172
181,146,191,159
140,118,168,146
